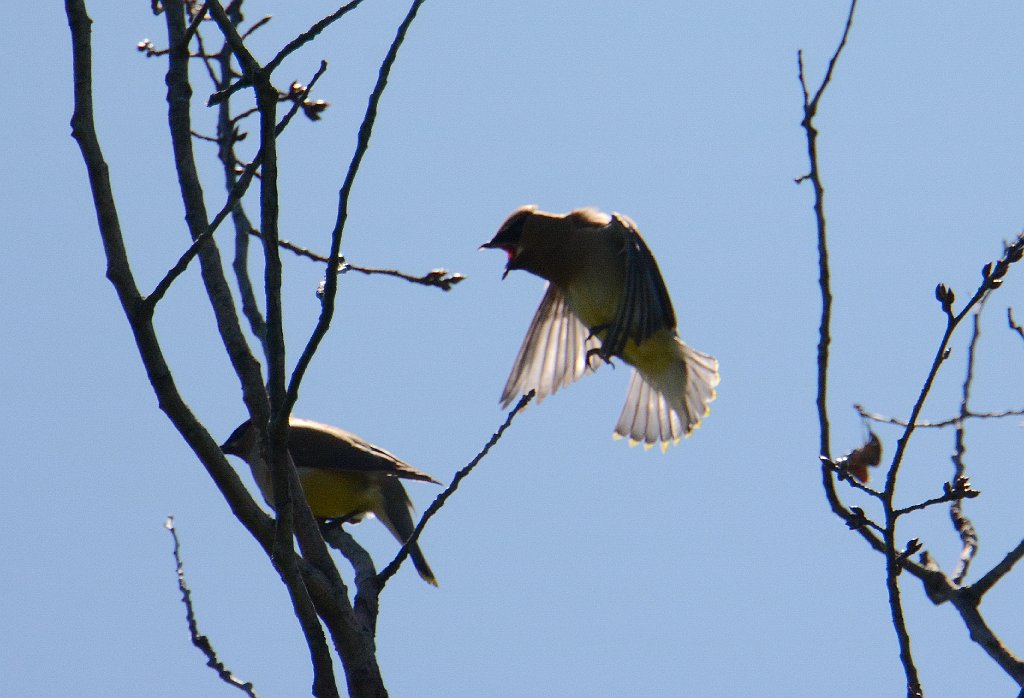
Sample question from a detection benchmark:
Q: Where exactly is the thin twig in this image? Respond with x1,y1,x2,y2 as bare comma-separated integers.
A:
246,226,464,291
166,518,258,697
893,481,979,518
208,0,365,105
241,14,271,40
950,305,984,584
215,2,267,350
946,592,1024,685
343,263,465,292
876,234,1024,694
376,391,535,589
285,0,429,415
800,0,885,551
821,456,884,499
173,4,340,697
1008,308,1024,343
799,2,923,694
970,539,1024,600
181,1,209,48
144,60,328,312
855,404,1024,429
885,240,1024,508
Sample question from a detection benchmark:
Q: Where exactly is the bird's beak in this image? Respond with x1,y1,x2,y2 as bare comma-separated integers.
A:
480,240,514,279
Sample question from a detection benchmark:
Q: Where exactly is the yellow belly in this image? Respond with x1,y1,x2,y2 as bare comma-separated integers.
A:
565,280,618,331
566,281,678,374
295,469,381,520
620,329,678,375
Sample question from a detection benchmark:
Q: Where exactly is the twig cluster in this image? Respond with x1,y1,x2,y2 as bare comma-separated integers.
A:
66,1,517,696
799,2,1024,695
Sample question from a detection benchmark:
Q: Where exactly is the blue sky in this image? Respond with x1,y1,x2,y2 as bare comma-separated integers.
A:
5,2,1024,696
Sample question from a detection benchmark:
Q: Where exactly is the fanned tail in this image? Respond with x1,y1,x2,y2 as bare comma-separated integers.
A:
613,339,719,451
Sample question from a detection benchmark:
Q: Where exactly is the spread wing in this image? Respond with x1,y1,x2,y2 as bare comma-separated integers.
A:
599,213,677,358
499,284,601,407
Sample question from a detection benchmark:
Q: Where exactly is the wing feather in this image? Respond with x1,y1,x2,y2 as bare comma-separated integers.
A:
601,214,677,358
287,419,439,483
500,284,601,407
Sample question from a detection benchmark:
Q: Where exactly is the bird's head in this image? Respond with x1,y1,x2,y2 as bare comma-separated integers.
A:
220,419,255,458
480,205,537,279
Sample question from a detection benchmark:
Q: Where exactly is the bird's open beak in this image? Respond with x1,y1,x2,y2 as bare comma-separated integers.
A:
480,240,514,279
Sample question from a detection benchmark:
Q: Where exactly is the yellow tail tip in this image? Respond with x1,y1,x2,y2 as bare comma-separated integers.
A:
613,432,681,452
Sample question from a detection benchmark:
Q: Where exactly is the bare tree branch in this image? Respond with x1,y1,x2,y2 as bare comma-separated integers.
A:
893,478,979,518
245,227,465,291
970,539,1024,601
949,306,984,584
1008,308,1024,344
166,517,258,697
285,0,429,416
798,0,887,555
855,403,1024,429
799,3,925,694
202,6,362,698
946,593,1024,685
208,0,366,105
376,391,536,589
67,0,274,547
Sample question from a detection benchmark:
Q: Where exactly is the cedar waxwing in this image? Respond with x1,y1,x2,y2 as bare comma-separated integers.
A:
221,417,439,585
482,206,719,451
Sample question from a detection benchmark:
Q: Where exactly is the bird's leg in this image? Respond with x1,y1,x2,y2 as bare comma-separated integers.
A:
585,346,616,370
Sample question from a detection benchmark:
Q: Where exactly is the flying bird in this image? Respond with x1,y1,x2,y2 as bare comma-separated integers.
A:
482,206,719,450
222,417,439,585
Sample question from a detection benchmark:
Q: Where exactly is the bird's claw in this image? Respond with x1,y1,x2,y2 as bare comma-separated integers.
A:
585,346,615,370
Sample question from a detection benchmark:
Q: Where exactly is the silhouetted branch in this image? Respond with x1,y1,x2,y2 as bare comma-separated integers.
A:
67,0,273,544
376,391,535,589
241,14,271,40
341,263,465,292
801,25,1024,682
285,0,429,416
893,477,980,518
143,60,329,313
800,0,887,555
970,539,1024,601
948,306,984,584
244,227,465,291
946,591,1024,684
855,403,1024,429
799,2,926,694
72,1,460,695
208,0,366,105
169,4,339,696
321,525,378,591
1008,308,1024,344
886,234,1024,497
166,517,258,697
820,456,883,499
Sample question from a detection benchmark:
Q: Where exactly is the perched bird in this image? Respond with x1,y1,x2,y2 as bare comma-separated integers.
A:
221,417,439,585
482,205,719,450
